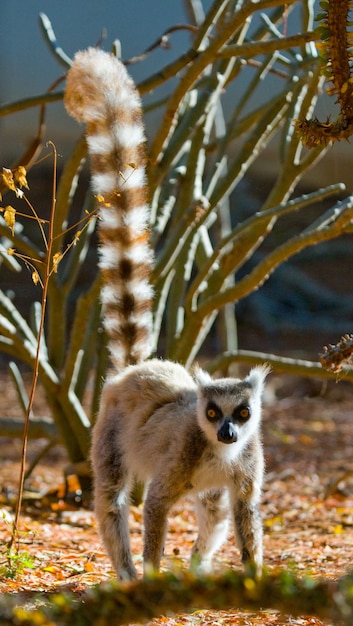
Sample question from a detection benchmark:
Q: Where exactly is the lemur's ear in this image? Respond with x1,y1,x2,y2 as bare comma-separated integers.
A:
193,366,213,386
245,364,271,393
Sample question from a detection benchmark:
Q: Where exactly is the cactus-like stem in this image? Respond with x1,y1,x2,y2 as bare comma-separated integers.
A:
295,0,353,145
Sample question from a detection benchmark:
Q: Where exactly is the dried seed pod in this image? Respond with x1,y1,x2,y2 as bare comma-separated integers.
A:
320,334,353,372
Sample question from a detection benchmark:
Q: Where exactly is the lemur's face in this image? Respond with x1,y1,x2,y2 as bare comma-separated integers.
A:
204,397,252,444
196,376,263,448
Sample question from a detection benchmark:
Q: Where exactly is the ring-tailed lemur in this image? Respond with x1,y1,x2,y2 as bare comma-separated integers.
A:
65,48,269,580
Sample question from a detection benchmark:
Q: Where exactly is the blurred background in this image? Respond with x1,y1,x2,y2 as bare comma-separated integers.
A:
0,0,198,162
1,0,353,361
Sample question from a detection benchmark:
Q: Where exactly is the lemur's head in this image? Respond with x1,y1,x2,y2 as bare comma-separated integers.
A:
194,365,270,450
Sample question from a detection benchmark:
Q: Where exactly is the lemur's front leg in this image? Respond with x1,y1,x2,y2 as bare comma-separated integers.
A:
232,492,263,575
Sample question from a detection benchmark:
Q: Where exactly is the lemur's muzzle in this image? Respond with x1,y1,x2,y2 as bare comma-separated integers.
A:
217,419,237,444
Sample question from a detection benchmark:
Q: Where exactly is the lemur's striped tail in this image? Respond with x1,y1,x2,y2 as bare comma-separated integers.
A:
65,48,154,370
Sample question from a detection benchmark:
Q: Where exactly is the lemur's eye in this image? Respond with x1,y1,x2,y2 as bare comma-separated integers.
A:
206,403,221,421
234,405,251,421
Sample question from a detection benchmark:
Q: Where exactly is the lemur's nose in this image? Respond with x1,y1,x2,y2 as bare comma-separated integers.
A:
217,420,237,444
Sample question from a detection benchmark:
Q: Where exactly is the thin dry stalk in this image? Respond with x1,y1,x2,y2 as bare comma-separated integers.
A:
7,142,57,552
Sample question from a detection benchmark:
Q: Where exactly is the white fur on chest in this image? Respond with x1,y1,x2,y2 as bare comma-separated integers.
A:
189,443,244,494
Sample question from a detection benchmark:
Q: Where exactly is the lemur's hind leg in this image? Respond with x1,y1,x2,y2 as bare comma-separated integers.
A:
191,489,230,574
93,444,137,580
142,476,181,576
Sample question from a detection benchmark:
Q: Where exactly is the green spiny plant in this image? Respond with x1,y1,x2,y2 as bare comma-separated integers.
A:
295,0,353,145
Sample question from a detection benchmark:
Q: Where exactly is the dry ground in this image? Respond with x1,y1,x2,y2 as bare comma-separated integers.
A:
1,372,353,625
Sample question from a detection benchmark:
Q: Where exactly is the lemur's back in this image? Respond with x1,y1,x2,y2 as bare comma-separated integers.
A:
94,359,198,461
103,359,197,414
93,359,203,484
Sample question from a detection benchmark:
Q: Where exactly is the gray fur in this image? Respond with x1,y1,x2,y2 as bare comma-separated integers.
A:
91,359,269,579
